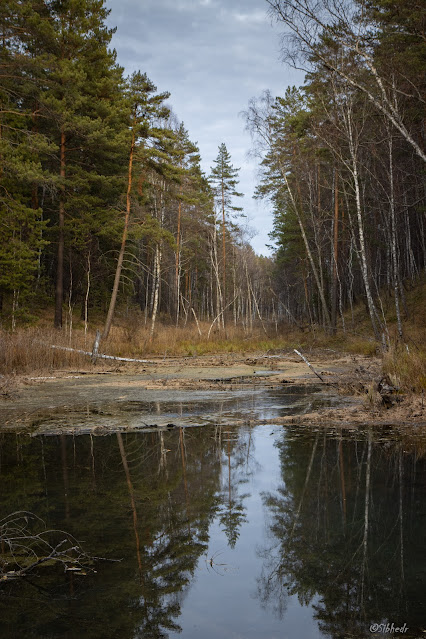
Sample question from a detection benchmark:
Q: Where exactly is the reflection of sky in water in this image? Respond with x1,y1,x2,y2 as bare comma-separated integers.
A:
168,424,323,639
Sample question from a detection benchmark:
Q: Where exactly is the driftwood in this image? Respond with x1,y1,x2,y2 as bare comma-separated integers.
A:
51,344,156,364
293,349,325,382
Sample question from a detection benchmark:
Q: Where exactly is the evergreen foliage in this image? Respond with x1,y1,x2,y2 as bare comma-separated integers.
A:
0,1,270,334
1,0,423,340
245,0,426,337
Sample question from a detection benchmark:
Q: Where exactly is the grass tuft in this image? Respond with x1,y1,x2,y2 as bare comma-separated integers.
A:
383,344,426,393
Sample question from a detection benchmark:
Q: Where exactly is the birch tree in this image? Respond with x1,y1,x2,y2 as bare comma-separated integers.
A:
266,0,426,163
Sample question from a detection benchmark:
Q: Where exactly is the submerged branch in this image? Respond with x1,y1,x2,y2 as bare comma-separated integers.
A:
0,511,111,582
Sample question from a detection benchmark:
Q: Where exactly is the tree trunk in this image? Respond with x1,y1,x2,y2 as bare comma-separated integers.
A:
211,223,224,330
54,127,66,328
149,243,161,342
175,198,182,326
103,126,135,340
282,170,331,329
84,251,91,344
331,169,339,333
348,119,380,340
388,132,403,338
221,181,227,325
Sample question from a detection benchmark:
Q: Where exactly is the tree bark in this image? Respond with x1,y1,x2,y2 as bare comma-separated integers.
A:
282,169,332,329
347,114,380,340
149,243,161,342
221,180,227,323
175,198,182,325
103,126,135,340
388,132,403,338
331,169,339,333
54,127,66,328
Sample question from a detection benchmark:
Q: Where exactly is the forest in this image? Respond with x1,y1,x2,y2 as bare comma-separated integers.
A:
1,4,425,633
0,0,425,354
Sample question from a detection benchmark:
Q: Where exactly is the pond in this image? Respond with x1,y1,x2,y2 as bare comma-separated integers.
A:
0,387,425,638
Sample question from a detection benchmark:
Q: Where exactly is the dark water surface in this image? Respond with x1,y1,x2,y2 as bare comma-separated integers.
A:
0,389,425,638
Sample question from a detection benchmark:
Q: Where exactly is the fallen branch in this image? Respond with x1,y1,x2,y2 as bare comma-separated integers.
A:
51,344,156,364
294,349,325,382
0,511,102,581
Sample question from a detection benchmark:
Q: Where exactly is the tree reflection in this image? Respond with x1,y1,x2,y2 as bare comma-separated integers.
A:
216,426,250,549
0,427,225,638
257,427,426,638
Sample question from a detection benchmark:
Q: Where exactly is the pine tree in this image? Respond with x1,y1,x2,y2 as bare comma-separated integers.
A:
208,143,243,319
19,0,128,327
102,71,170,340
0,0,52,324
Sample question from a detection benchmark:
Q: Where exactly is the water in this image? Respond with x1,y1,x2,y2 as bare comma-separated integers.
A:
0,389,425,638
1,382,340,434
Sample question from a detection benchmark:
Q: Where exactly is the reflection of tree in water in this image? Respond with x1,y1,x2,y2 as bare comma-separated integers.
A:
112,427,229,638
0,426,227,638
216,426,252,549
116,431,198,637
256,427,426,638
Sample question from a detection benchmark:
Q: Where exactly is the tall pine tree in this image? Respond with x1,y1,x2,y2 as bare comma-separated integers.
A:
209,143,243,316
22,0,127,327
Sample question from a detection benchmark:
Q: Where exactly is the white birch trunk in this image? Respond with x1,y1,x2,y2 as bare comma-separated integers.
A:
150,243,162,342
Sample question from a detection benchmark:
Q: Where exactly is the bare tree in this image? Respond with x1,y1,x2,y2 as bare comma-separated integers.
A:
266,0,426,163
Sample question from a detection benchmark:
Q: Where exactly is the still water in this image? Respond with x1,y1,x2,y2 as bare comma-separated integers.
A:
0,389,425,638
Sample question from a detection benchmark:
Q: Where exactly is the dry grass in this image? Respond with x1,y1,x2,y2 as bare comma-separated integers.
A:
295,330,378,357
0,319,297,376
0,315,403,377
1,275,424,377
94,320,295,358
0,327,97,376
383,345,426,393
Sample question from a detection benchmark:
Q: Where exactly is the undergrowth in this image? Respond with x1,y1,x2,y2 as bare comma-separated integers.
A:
0,277,424,378
383,345,426,393
0,319,386,376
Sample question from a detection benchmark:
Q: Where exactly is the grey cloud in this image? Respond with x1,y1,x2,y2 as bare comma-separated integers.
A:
106,0,303,254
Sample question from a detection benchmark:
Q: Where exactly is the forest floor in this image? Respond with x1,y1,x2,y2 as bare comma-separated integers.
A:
1,348,425,432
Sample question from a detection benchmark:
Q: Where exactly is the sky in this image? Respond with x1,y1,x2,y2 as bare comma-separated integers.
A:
105,0,303,255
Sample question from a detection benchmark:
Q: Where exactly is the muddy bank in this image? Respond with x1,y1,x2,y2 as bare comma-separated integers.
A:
1,350,424,432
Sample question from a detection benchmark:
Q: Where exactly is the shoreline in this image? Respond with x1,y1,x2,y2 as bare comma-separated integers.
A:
1,350,424,433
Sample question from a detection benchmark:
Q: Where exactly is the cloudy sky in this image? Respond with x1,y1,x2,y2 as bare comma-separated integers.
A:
105,0,303,255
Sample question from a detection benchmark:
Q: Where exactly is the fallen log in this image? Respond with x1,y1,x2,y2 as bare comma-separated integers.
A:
51,344,157,364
